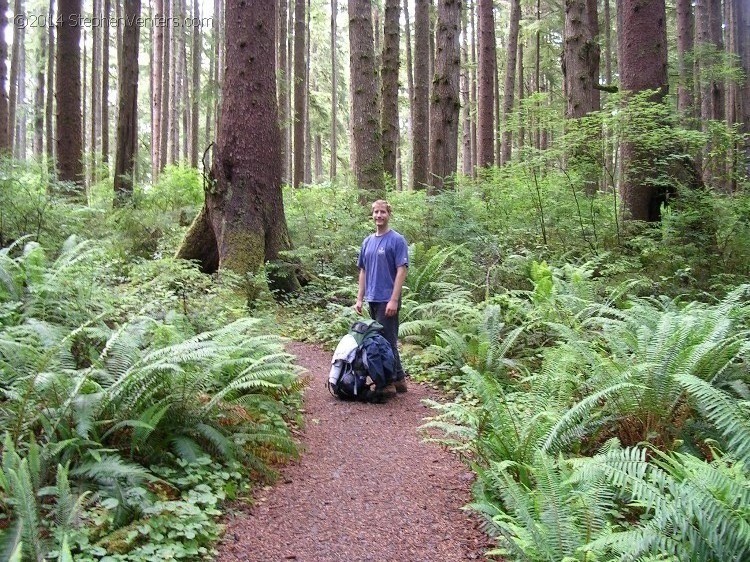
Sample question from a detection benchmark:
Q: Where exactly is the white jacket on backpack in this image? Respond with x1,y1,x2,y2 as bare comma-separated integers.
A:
328,334,358,388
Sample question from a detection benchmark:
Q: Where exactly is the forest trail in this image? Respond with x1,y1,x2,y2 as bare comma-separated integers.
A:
216,341,490,562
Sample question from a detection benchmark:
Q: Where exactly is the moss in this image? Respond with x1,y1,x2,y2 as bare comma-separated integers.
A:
220,229,265,276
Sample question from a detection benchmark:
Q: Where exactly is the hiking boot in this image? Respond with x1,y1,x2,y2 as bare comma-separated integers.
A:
394,378,408,393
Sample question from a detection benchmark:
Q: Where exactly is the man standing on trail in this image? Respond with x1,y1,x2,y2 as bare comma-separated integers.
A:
354,199,409,393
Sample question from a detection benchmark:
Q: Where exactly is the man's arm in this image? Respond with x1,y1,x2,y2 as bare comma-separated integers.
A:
354,268,366,314
385,265,407,317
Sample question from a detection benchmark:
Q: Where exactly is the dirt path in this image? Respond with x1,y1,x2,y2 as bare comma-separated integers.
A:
216,341,490,562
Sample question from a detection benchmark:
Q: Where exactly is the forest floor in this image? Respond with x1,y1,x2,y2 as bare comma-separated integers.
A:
215,341,492,562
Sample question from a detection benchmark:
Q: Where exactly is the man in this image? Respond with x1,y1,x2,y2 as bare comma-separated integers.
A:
354,200,408,392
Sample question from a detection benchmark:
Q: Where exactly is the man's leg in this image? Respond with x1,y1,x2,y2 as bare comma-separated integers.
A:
369,302,407,390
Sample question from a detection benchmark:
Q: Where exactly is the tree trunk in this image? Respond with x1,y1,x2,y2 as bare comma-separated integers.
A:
500,0,521,165
739,0,750,178
293,0,305,187
381,0,401,178
91,0,101,179
152,0,163,178
33,24,44,157
303,0,312,184
279,0,289,183
101,0,110,167
190,0,200,167
8,0,22,156
314,133,323,181
17,24,24,159
428,0,461,192
676,0,694,119
413,0,430,188
617,0,668,221
476,0,495,167
181,0,189,162
177,0,302,295
348,0,385,198
461,1,471,176
114,0,140,203
470,0,477,173
159,0,171,171
604,0,612,85
517,41,524,150
0,0,8,154
56,0,84,192
402,0,414,187
45,0,54,162
330,0,338,180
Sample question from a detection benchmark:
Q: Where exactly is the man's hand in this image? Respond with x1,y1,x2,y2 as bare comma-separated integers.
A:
354,299,363,315
385,299,398,317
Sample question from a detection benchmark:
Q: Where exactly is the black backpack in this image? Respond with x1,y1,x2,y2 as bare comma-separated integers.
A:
327,320,394,402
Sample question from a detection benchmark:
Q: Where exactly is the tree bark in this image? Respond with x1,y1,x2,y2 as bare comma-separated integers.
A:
0,0,8,154
381,0,401,178
500,0,521,165
303,0,312,184
617,0,668,221
91,0,101,178
402,0,414,187
348,0,385,198
476,0,495,167
114,0,141,203
428,0,461,192
56,0,84,192
740,0,750,177
177,0,302,295
469,0,477,173
413,0,430,188
8,0,22,156
293,0,305,187
159,0,171,171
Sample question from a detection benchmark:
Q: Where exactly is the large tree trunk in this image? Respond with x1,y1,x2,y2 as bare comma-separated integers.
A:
739,0,750,177
177,0,301,295
293,0,305,187
499,0,521,165
476,0,495,167
402,0,414,187
428,0,461,192
159,0,171,171
562,0,600,194
0,0,7,154
303,0,312,184
330,0,338,180
381,0,401,178
91,0,101,179
617,0,668,221
348,0,385,198
113,0,141,203
469,0,477,173
412,0,430,189
56,0,84,193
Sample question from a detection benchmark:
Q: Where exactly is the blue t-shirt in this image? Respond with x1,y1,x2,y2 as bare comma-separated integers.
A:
357,229,409,302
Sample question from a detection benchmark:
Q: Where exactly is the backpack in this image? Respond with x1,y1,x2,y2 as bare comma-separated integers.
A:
327,320,396,402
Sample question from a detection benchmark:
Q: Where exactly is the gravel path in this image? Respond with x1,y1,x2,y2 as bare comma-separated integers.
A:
216,341,491,562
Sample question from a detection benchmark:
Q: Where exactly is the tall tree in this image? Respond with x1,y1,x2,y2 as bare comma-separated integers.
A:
460,1,471,175
617,0,668,221
0,0,9,154
114,0,141,203
152,0,164,178
348,0,385,198
91,0,101,177
402,0,414,187
177,0,302,294
279,0,289,183
8,0,22,155
293,0,305,187
330,0,338,180
500,0,521,165
45,0,54,162
56,0,84,191
33,24,44,157
676,0,694,119
190,0,200,166
159,0,171,171
428,0,461,191
739,0,750,176
381,0,401,178
101,0,110,167
413,0,430,188
476,0,495,167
